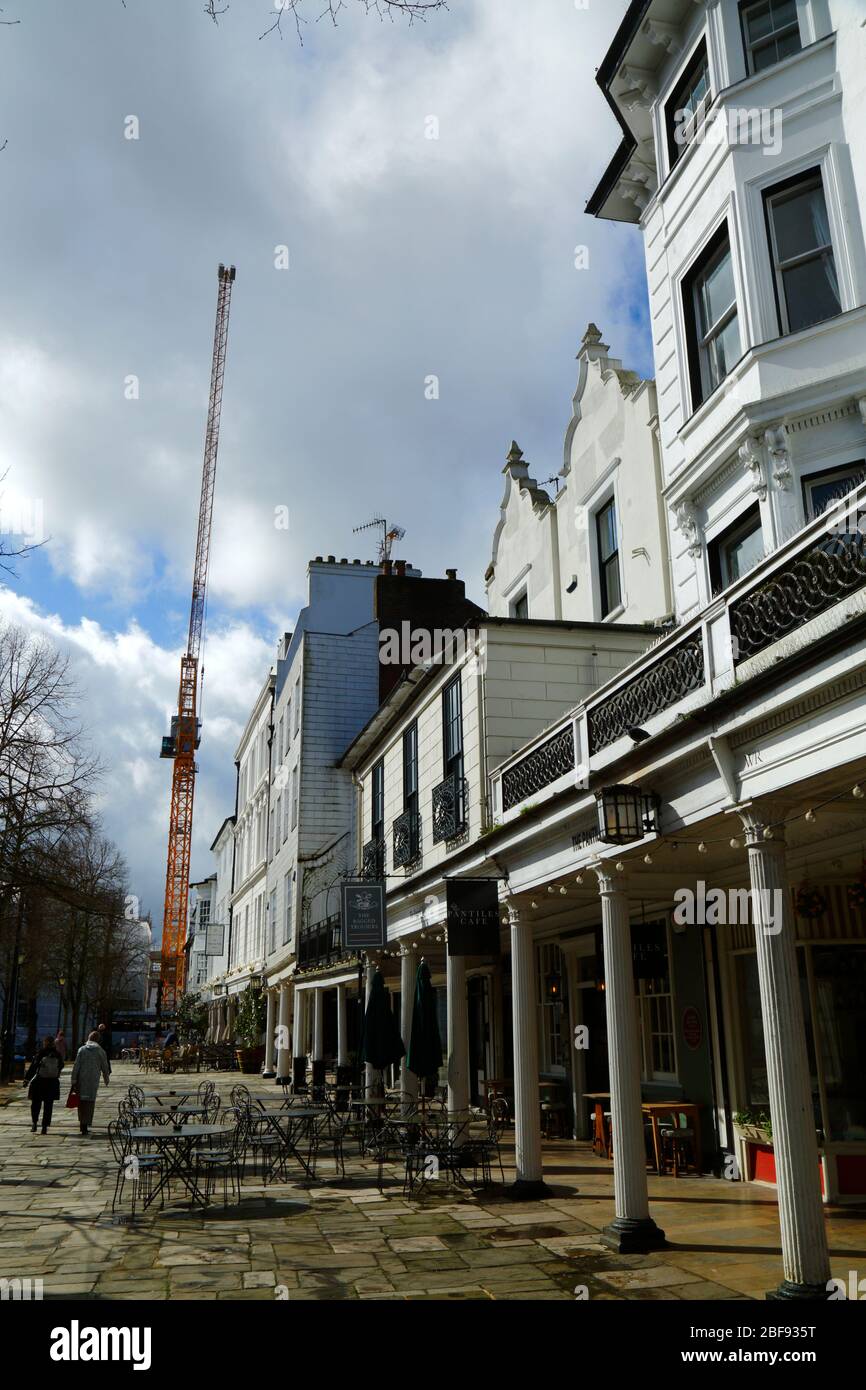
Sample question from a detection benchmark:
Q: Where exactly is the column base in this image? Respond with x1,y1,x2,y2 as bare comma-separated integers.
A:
601,1217,666,1254
506,1178,553,1202
275,1075,290,1087
766,1278,833,1301
262,1069,276,1079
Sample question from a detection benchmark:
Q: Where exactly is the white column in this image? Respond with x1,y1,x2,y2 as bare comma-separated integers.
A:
293,988,307,1064
336,983,348,1067
594,864,665,1252
508,905,546,1196
447,951,469,1114
275,985,291,1082
312,988,324,1062
263,990,277,1076
742,815,831,1298
400,949,419,1103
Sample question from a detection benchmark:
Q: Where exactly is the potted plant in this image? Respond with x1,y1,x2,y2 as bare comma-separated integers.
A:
234,983,266,1074
175,991,209,1043
733,1107,773,1145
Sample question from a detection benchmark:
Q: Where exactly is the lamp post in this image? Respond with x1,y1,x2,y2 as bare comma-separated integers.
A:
56,978,66,1034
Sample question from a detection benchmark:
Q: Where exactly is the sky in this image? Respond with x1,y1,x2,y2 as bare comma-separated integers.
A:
0,0,649,937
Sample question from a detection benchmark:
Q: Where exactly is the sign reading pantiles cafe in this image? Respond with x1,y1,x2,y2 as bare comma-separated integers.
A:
446,879,501,957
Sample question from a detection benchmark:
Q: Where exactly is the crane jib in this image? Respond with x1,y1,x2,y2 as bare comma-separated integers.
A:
159,264,236,1013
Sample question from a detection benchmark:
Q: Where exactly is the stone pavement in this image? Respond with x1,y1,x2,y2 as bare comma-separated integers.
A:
1,1064,864,1301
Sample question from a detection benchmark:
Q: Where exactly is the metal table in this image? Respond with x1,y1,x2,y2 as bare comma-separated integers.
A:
127,1123,234,1208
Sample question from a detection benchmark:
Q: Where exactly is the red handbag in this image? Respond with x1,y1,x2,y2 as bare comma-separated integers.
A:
65,1090,79,1110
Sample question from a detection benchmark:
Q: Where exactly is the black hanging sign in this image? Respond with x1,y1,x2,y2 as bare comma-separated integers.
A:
446,879,502,957
341,882,386,949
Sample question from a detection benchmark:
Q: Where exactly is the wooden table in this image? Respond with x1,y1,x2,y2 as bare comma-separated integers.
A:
583,1092,611,1157
641,1102,702,1175
583,1094,702,1173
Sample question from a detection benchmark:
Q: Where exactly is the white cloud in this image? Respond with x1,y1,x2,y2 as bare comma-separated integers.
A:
0,587,272,928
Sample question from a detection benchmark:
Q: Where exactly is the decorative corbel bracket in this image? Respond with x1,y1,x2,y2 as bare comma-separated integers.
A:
642,18,681,56
674,498,703,559
764,426,792,491
739,435,767,502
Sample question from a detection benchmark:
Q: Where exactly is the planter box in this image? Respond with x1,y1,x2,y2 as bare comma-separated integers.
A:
235,1046,265,1075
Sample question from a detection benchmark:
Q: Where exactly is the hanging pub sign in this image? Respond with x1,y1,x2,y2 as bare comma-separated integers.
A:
630,920,668,981
205,922,226,956
341,881,386,950
446,879,502,957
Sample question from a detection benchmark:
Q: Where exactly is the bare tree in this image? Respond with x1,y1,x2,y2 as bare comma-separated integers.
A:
259,0,448,43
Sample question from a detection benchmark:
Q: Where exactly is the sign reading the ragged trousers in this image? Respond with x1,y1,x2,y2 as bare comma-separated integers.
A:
341,882,386,949
446,879,501,957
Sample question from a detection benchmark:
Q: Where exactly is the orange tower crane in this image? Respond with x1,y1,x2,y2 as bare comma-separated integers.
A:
158,263,237,1013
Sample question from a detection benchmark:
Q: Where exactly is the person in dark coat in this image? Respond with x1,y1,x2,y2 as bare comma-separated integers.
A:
96,1022,112,1074
24,1036,64,1134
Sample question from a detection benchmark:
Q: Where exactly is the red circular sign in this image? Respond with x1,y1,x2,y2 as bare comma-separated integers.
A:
682,1006,702,1051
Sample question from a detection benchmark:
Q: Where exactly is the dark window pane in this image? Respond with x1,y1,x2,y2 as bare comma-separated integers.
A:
711,314,742,386
724,519,764,583
782,257,841,333
746,1,773,42
598,499,617,561
602,555,621,615
772,183,831,263
699,247,735,334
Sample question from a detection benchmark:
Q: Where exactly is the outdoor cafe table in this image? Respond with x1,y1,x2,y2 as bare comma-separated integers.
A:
583,1093,703,1174
132,1104,209,1125
252,1106,327,1181
126,1123,235,1208
139,1090,193,1104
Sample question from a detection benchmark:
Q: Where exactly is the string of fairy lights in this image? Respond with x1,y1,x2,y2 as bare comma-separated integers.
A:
293,783,865,959
523,782,865,908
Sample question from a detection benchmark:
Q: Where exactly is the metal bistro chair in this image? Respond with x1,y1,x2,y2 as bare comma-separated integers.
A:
108,1119,169,1218
127,1084,146,1109
230,1083,253,1111
242,1109,286,1187
197,1080,219,1122
194,1107,246,1207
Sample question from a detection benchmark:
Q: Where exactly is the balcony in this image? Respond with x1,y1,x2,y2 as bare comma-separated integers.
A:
491,479,866,819
587,633,704,755
431,771,468,843
362,836,385,881
501,726,576,813
297,914,341,969
730,525,866,664
392,808,421,869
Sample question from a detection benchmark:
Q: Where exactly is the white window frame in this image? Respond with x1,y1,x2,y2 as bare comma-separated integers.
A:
764,169,841,337
740,0,801,77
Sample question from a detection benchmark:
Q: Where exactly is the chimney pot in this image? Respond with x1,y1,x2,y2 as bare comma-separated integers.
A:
382,559,392,576
327,555,336,564
445,568,457,581
394,560,406,577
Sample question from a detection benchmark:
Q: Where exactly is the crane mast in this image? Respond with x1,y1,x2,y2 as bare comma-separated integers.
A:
159,263,236,1013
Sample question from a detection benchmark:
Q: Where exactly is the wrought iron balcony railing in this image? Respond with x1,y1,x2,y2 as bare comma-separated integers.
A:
431,771,468,842
297,914,341,969
361,835,385,881
501,725,576,813
730,527,866,663
587,633,705,755
392,808,421,869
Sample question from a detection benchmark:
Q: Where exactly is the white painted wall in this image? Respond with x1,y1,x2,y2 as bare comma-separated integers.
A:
486,327,671,627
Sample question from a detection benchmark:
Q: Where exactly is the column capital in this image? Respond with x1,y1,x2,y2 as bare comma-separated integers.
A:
589,858,630,894
730,800,793,848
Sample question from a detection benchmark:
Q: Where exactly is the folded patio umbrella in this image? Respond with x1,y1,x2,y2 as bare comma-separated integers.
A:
361,970,406,1071
406,959,443,1092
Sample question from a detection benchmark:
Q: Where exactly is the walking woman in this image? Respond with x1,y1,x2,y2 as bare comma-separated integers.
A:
70,1031,111,1136
23,1036,64,1134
